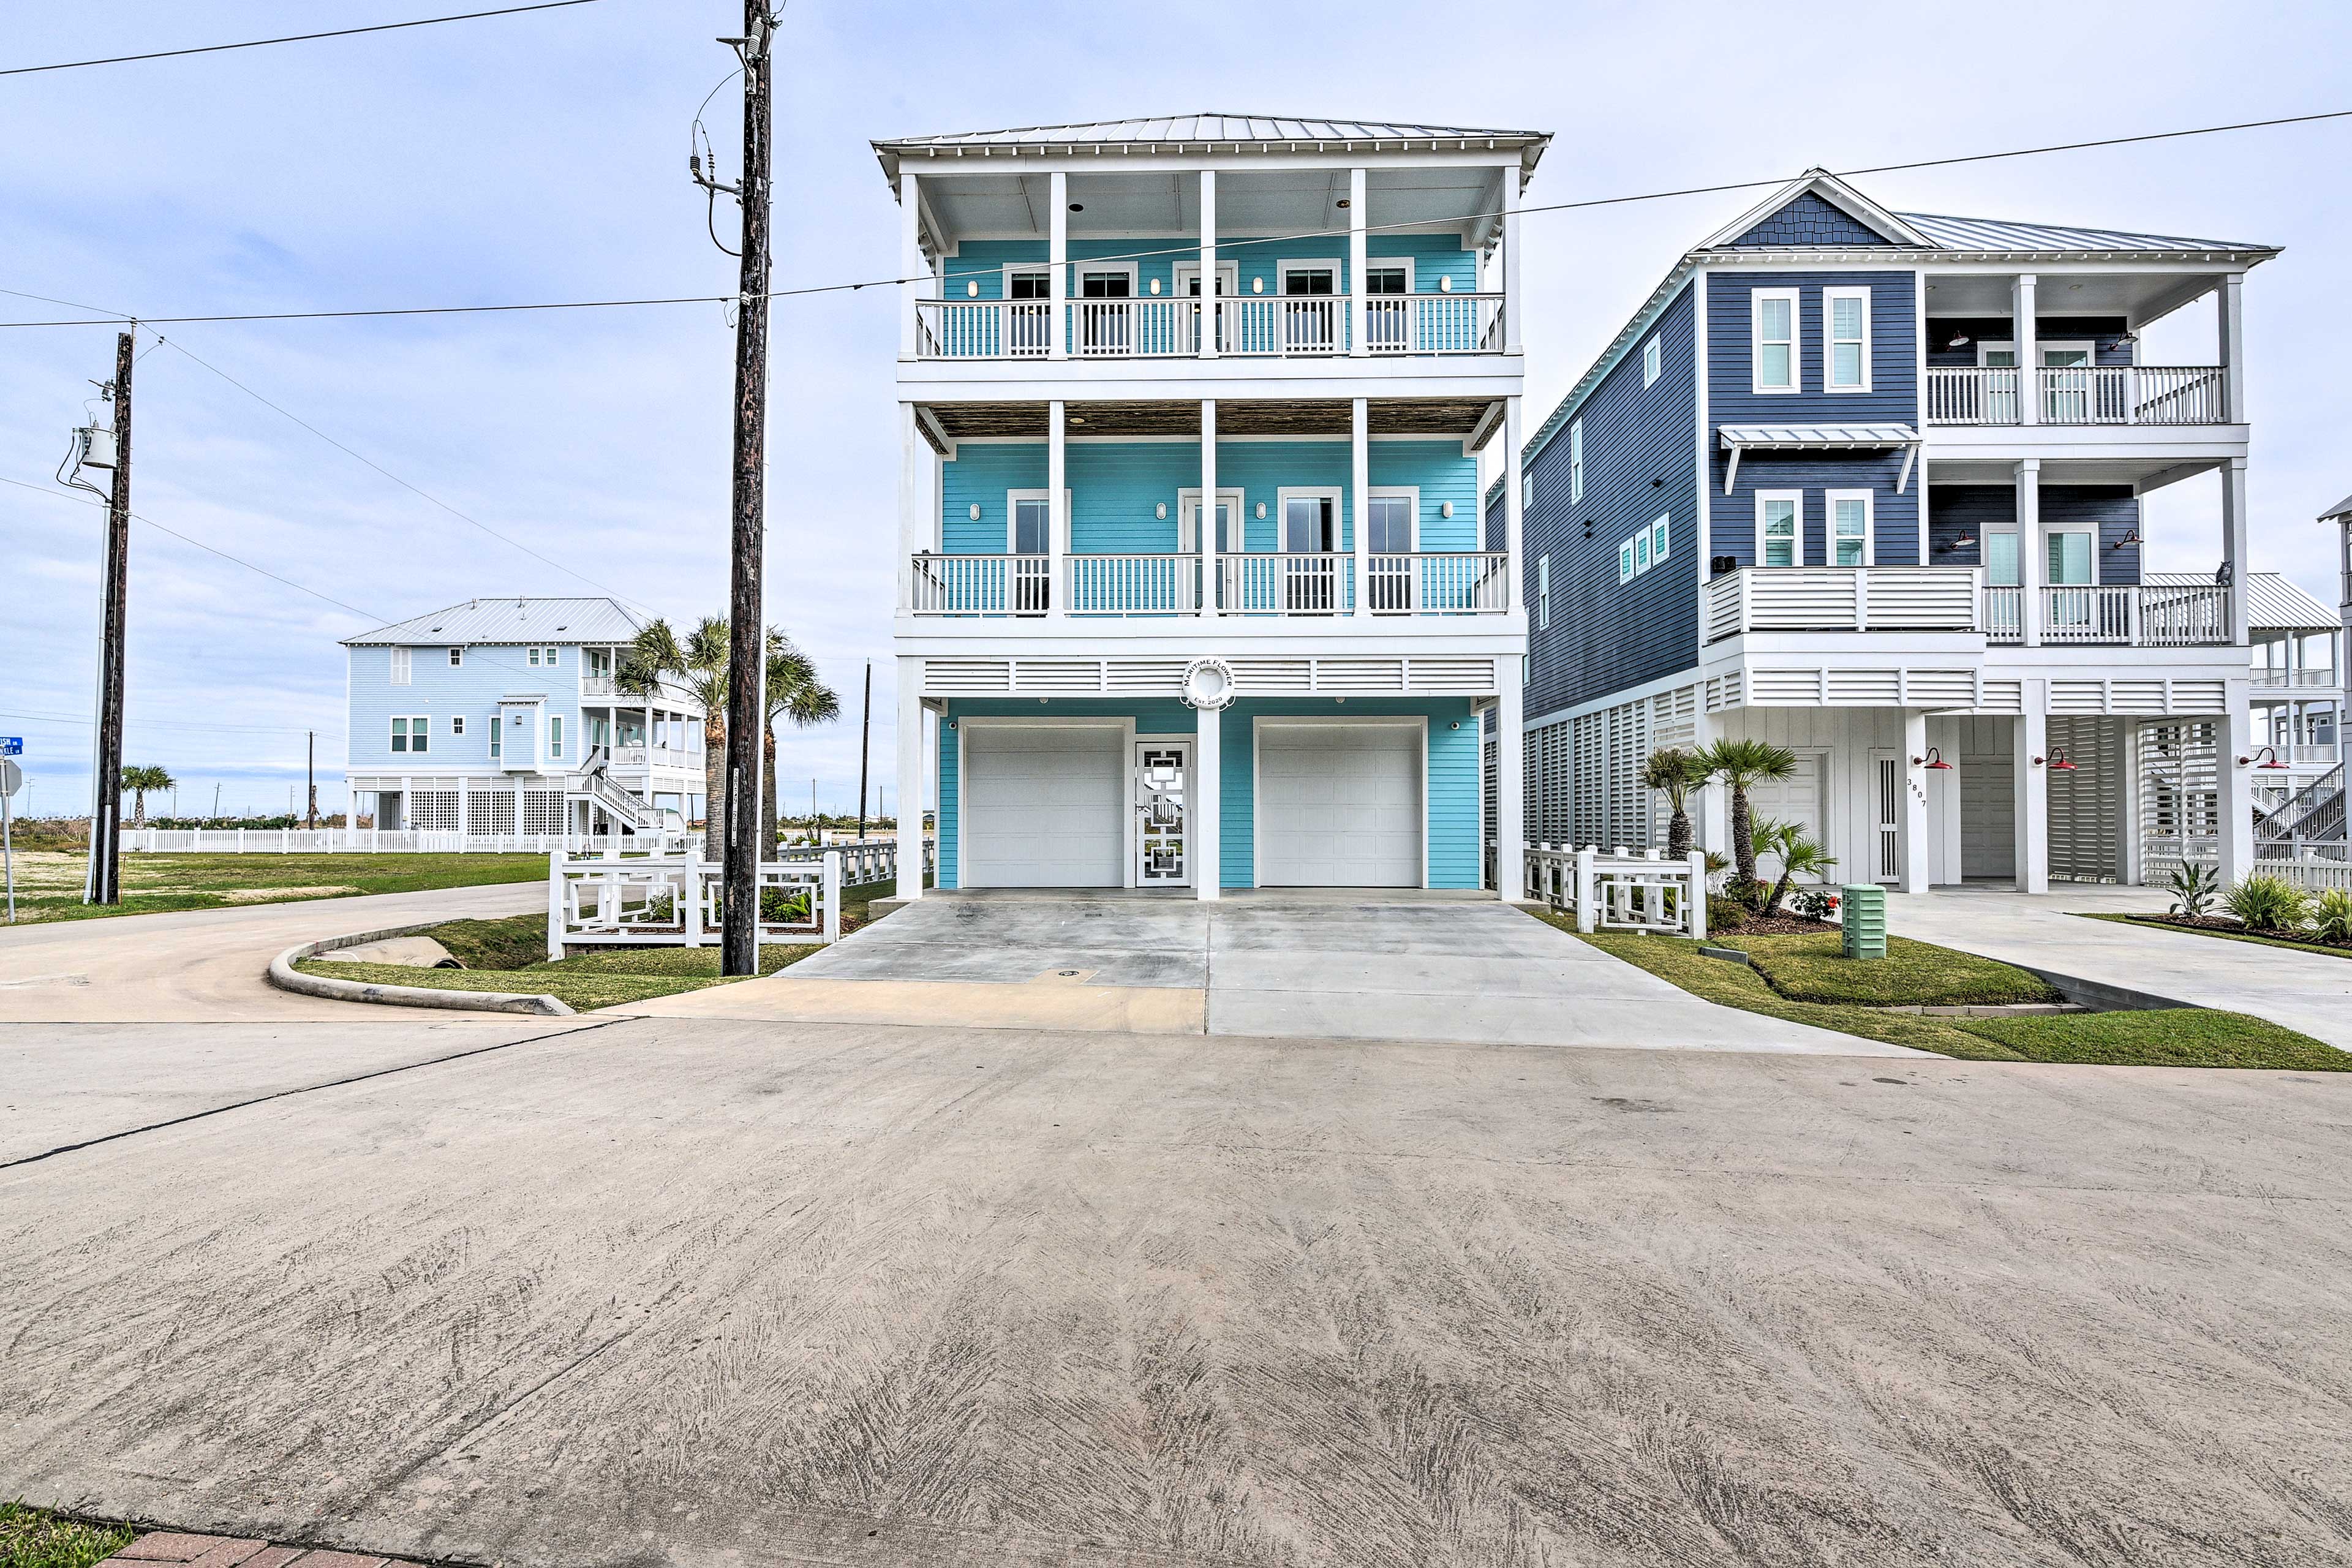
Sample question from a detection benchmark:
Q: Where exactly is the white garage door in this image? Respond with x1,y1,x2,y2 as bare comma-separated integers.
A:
1257,723,1422,887
1748,753,1824,879
963,725,1124,888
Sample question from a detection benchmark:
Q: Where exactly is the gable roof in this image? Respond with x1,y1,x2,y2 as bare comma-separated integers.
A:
873,114,1550,186
2143,573,2339,633
341,597,647,647
1697,170,1934,251
1898,211,2272,255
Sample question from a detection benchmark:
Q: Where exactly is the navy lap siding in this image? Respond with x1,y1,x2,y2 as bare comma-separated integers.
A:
1928,485,2142,583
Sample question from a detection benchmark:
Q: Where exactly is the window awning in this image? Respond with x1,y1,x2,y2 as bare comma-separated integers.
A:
1719,423,1921,494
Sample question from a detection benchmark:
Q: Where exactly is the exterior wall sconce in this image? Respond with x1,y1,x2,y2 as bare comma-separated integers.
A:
1438,276,1453,292
946,719,957,731
968,503,982,521
966,279,979,297
2239,745,2290,769
2034,750,2078,771
1155,502,1167,519
1439,502,1454,518
1912,748,1954,770
1449,720,1460,729
1255,501,1267,519
1250,276,1264,294
1149,277,1161,295
2112,529,2142,548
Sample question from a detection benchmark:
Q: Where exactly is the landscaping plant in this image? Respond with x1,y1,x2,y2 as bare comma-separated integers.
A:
1695,738,1797,892
1749,817,1838,918
2225,873,2310,933
1705,895,1748,933
1642,746,1708,859
1790,886,1840,921
118,763,175,829
2166,860,2220,919
2311,887,2352,943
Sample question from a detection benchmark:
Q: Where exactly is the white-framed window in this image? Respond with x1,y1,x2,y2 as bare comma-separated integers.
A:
1649,513,1670,567
526,645,558,667
447,646,464,667
1757,491,1803,567
389,646,411,685
1569,418,1585,503
1003,265,1050,301
391,715,428,754
527,646,540,666
1618,538,1636,583
543,646,558,666
1825,287,1871,391
1537,554,1551,628
450,715,465,736
1752,287,1800,393
1827,491,1872,566
1642,335,1662,387
1521,470,1534,511
548,715,564,759
489,715,502,759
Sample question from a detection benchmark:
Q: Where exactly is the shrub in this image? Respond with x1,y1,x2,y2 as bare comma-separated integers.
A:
2167,861,2220,919
1706,895,1748,933
1790,887,1841,921
761,885,812,924
2310,888,2352,943
2226,874,2310,933
1723,876,1772,913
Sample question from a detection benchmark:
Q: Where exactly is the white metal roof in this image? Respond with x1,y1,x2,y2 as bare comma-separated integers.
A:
1899,212,2271,255
877,114,1548,151
341,597,647,647
1717,423,1919,448
2320,492,2352,524
2144,572,2340,632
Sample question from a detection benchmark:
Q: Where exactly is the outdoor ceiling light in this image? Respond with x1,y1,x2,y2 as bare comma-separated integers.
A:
1335,198,1351,209
1069,415,1086,424
1068,202,1084,212
1947,333,1972,349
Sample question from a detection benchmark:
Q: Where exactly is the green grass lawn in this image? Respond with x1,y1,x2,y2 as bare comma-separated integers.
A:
7,850,545,925
1550,915,2345,1070
2079,911,2352,961
0,1500,131,1568
1734,931,2064,1006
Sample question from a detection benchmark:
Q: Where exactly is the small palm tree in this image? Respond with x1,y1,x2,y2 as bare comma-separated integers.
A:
1696,738,1797,889
761,633,841,853
618,617,732,842
1642,746,1706,858
1752,818,1837,918
119,764,175,827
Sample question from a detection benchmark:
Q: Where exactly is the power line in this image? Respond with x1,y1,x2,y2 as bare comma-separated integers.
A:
0,707,344,739
0,105,2341,331
0,0,607,78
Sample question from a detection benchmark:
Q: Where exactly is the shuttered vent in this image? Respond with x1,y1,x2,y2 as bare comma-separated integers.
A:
1105,660,1185,693
925,659,1012,694
1747,669,1820,704
2049,681,2107,715
1827,669,1902,706
1649,684,1698,748
1228,658,1314,694
1314,658,1405,693
1014,660,1104,694
2141,722,2220,861
2169,680,2227,714
2109,680,2168,714
1531,719,1574,843
1406,657,1495,692
2049,716,2127,882
1605,699,1651,849
1705,673,1743,711
1572,712,1606,846
1905,670,1977,708
1977,680,2024,715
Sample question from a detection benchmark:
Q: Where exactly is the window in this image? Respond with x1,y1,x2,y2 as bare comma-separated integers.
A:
489,715,502,759
1986,531,2021,587
1828,491,1872,566
390,646,411,685
1079,268,1133,300
1521,471,1534,511
527,645,557,667
542,646,558,666
1281,264,1337,296
527,646,540,666
1752,288,1799,393
1363,263,1409,294
1005,267,1050,300
1642,336,1662,387
1649,513,1671,567
1758,492,1802,567
1825,287,1871,391
450,715,465,736
2047,530,2094,586
447,646,463,667
549,715,564,759
1537,555,1551,628
391,715,428,754
586,648,611,677
1569,418,1585,503
1619,539,1636,583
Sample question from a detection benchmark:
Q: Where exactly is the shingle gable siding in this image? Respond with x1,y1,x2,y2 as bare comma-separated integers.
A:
1728,192,1899,249
1522,284,1699,719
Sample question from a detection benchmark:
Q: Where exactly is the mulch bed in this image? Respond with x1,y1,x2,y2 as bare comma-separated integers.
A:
1714,913,1840,937
2130,913,2352,952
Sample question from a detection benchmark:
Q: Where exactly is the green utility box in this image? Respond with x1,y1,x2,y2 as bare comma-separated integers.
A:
1841,884,1887,959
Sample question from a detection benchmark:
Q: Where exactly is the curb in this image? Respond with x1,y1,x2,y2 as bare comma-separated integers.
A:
2004,962,2193,1014
268,922,575,1016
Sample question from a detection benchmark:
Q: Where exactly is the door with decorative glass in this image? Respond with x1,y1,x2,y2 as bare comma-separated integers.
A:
1133,742,1191,886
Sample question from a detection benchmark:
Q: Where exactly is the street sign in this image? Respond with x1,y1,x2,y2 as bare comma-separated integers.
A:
0,760,19,797
0,736,20,755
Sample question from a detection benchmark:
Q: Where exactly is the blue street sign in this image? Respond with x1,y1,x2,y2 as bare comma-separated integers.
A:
0,737,19,756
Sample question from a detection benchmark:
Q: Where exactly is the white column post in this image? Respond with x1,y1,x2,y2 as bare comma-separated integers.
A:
895,660,924,901
1048,170,1069,362
897,170,924,358
2013,274,2039,425
2015,692,2049,895
1047,398,1067,617
1348,167,1368,358
1497,667,1526,900
1351,396,1370,616
2219,271,2246,422
1503,395,1525,570
1194,701,1221,902
1502,165,1524,356
2016,459,2042,647
2222,456,2250,647
1901,709,1930,894
897,403,922,612
1201,399,1219,617
823,850,842,944
546,850,564,960
1199,169,1217,359
2220,685,2255,886
2119,717,2144,884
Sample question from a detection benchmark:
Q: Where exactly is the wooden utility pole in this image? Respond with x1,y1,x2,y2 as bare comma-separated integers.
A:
306,731,318,828
718,2,776,977
855,660,872,840
85,330,133,905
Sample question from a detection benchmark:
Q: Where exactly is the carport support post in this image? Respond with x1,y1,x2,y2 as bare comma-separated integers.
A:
1047,400,1066,615
1194,703,1221,901
1574,846,1597,933
823,850,841,943
1496,665,1525,900
2218,685,2255,887
894,660,924,901
2015,692,2049,895
546,850,563,961
1901,708,1930,893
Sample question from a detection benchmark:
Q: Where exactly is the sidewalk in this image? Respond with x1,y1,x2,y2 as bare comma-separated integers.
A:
1888,885,2352,1050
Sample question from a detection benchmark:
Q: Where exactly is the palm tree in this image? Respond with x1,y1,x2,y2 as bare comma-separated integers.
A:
1642,746,1706,858
1695,737,1797,892
761,633,840,853
119,764,174,827
618,617,731,844
1751,816,1837,918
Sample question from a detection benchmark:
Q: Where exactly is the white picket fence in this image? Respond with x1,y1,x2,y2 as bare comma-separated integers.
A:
548,851,843,959
2147,852,2352,896
1525,844,1710,938
777,835,935,886
122,827,703,856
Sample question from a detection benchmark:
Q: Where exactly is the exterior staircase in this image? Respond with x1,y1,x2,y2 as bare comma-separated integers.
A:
2255,762,2346,859
577,745,663,833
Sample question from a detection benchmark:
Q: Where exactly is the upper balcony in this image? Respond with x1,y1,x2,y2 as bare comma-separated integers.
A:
1704,565,2234,649
914,290,1504,364
1924,363,2227,428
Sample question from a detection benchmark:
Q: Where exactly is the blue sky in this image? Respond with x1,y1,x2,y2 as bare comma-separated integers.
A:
4,0,2349,819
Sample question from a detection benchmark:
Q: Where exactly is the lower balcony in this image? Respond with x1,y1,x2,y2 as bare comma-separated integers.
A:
1705,566,2233,647
909,551,1510,618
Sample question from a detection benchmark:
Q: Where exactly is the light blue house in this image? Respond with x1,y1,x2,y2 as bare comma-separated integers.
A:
1502,168,2280,893
877,115,1548,898
342,597,704,837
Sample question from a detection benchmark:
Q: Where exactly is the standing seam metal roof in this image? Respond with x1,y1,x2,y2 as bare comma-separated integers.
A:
340,597,647,646
1894,211,2273,255
2143,572,2340,631
875,115,1548,150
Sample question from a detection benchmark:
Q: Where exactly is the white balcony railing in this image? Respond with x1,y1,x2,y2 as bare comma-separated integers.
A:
1366,552,1513,614
2254,668,2341,688
1923,364,2227,427
1704,565,1981,641
1981,582,2231,646
911,293,1507,361
909,552,1052,615
910,551,1509,616
1067,552,1202,614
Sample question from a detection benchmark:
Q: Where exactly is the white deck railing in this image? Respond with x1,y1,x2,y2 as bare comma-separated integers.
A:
2252,668,2340,688
1067,552,1202,614
912,551,1507,617
1923,364,2226,426
775,835,933,886
548,851,840,959
1705,565,1980,641
914,298,1054,359
1220,552,1352,614
1978,583,2230,646
1363,292,1507,355
909,552,1052,615
912,293,1507,360
1365,552,1512,614
1525,845,1709,937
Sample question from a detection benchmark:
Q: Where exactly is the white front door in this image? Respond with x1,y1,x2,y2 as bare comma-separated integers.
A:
1133,742,1191,886
962,725,1124,888
1257,722,1422,887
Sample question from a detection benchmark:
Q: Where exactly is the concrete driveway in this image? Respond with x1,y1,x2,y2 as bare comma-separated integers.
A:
627,891,1887,1055
5,1014,2350,1567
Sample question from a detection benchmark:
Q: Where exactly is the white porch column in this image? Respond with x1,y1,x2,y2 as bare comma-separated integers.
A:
1351,396,1370,617
2222,456,2250,647
1504,396,1525,566
1496,669,1525,900
1502,164,1523,356
1200,399,1219,617
1348,167,1368,358
2219,684,2256,887
897,402,922,613
2119,717,2144,884
897,171,924,358
1692,709,1729,857
2015,691,2050,895
2016,459,2042,648
1199,170,1217,360
2013,274,2039,426
1193,701,1221,902
2220,271,2246,422
1047,399,1067,617
1048,170,1068,362
1901,709,1931,894
894,660,924,901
